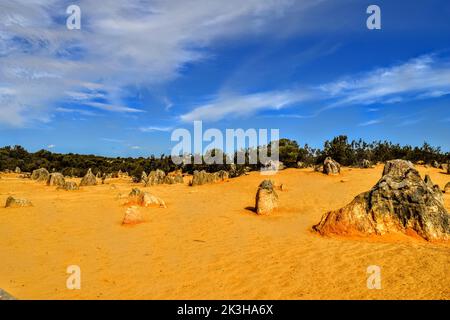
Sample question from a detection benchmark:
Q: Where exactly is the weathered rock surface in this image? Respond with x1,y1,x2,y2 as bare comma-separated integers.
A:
57,181,79,191
31,168,50,182
122,206,143,225
313,159,450,241
255,180,279,215
146,169,166,186
47,173,66,187
262,160,284,172
5,196,32,208
126,188,166,208
360,159,371,168
80,168,97,186
0,288,16,300
323,157,340,175
141,171,149,184
190,170,229,186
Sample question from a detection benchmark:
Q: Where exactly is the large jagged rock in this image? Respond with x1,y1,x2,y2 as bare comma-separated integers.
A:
31,168,50,182
57,181,79,191
314,160,450,241
80,168,97,186
47,173,66,187
0,288,16,300
255,180,279,215
323,157,340,175
5,196,32,208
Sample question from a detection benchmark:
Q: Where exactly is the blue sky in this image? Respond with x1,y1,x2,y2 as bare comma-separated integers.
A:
0,0,449,157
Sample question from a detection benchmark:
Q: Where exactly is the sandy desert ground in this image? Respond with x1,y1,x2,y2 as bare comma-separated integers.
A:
0,165,449,300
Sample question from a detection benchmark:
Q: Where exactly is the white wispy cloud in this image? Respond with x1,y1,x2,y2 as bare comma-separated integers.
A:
180,90,309,122
139,126,173,132
0,0,320,127
180,54,450,122
319,54,450,106
358,119,382,127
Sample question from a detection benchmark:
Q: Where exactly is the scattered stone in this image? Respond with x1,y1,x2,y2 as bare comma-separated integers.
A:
191,170,228,186
313,159,450,241
323,157,340,175
47,173,66,187
262,160,284,172
142,192,167,208
255,180,279,215
57,181,79,191
5,196,32,208
360,159,371,168
314,165,323,172
15,167,21,174
127,188,166,208
141,171,149,184
31,168,50,182
146,169,166,186
19,173,31,179
122,206,144,225
80,168,97,186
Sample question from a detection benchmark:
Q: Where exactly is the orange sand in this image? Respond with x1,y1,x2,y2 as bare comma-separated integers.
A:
0,165,449,300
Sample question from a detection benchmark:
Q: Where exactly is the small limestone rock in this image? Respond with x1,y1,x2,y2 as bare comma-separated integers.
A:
31,168,50,182
191,170,228,186
360,159,371,168
57,181,79,191
5,196,32,208
126,188,166,208
255,180,279,215
122,206,143,225
47,173,65,187
141,171,149,184
80,168,97,186
323,157,340,175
